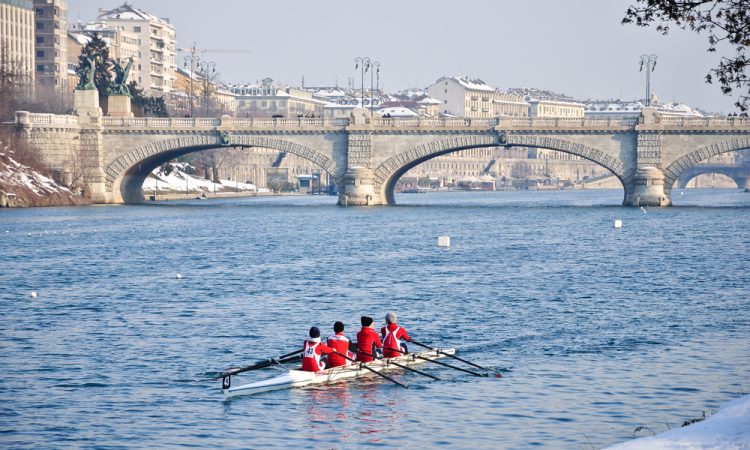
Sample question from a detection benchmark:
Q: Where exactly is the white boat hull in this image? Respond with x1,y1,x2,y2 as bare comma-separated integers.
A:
222,348,455,398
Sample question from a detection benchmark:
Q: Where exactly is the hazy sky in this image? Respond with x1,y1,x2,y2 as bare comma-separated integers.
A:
67,0,740,113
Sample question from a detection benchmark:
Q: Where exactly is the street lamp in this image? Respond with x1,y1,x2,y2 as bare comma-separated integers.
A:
370,61,380,115
639,54,657,106
354,57,370,110
198,60,217,117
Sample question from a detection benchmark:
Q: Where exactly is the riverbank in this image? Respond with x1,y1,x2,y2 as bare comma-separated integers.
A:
606,394,750,449
0,144,90,208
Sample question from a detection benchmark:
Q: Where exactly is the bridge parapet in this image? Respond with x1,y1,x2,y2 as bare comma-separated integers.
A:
657,116,750,128
100,116,350,130
500,117,638,130
371,117,499,128
22,113,80,127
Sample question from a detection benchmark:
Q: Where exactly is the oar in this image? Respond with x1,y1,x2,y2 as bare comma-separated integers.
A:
216,349,303,379
385,347,487,377
408,339,488,371
358,350,441,381
334,351,409,389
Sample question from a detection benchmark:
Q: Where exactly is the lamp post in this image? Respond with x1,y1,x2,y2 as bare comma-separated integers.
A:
198,60,217,117
639,54,657,106
370,61,380,115
354,57,370,110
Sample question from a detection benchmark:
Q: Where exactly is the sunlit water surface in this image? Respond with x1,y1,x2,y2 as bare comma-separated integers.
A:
1,189,748,449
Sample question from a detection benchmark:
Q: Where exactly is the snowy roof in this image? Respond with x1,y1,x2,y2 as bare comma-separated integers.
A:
313,88,348,98
417,97,442,105
97,3,172,27
67,32,92,46
378,107,418,117
446,76,495,92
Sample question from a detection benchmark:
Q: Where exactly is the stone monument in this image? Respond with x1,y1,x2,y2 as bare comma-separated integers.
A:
73,56,102,118
106,58,134,118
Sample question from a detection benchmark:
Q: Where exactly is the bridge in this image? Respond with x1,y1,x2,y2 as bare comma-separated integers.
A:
676,161,750,191
13,93,750,206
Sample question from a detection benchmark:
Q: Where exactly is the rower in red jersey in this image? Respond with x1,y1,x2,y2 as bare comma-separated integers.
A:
381,311,411,358
301,326,335,372
326,321,354,368
356,316,382,363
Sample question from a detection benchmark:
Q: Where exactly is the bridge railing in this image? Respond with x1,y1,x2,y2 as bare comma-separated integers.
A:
501,117,639,128
658,116,750,127
100,117,350,129
26,113,80,126
371,117,500,128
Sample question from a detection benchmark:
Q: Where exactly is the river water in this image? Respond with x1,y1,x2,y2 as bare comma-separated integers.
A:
1,189,748,449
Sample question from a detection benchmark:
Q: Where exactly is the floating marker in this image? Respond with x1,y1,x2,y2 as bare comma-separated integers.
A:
30,291,38,298
176,273,183,280
438,236,451,247
640,207,647,214
614,219,623,229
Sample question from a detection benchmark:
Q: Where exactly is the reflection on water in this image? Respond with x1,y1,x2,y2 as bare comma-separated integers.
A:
0,190,748,448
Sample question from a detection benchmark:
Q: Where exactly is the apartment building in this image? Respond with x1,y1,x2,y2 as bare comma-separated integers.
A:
96,3,175,97
0,0,35,89
231,79,326,118
33,0,66,90
426,76,496,118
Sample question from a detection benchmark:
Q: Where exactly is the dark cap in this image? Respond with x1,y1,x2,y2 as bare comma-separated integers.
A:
309,326,320,338
334,321,344,333
361,316,373,327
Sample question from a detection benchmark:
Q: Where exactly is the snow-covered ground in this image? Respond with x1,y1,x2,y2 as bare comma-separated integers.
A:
141,162,270,195
606,394,750,450
0,140,84,207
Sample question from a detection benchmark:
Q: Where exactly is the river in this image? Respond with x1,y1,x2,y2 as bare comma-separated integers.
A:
1,189,748,449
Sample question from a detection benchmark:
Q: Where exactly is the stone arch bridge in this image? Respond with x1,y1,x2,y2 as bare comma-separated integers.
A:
14,107,750,206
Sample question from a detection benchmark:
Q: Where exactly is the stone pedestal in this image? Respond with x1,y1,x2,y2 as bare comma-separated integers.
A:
74,89,102,118
624,166,671,206
107,95,133,118
338,167,381,206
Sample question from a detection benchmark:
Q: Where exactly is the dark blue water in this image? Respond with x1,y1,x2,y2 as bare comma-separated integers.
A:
1,189,749,449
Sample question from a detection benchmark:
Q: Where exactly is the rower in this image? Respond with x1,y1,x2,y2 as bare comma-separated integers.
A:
301,326,335,372
381,311,410,358
326,321,354,368
356,316,382,363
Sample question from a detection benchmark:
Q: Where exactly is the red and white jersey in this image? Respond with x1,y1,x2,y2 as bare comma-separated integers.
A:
301,338,334,372
381,324,410,358
356,327,383,363
326,332,352,367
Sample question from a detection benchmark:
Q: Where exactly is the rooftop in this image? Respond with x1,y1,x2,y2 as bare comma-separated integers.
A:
97,2,172,27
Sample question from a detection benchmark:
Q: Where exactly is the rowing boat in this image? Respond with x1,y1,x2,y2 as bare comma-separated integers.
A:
221,348,455,398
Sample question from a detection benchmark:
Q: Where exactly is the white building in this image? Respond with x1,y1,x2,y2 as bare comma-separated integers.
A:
68,21,141,86
426,76,496,118
95,3,176,97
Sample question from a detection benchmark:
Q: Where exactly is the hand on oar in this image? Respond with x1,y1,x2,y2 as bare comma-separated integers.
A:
385,346,488,377
358,350,440,381
333,351,409,389
407,339,490,371
216,349,303,379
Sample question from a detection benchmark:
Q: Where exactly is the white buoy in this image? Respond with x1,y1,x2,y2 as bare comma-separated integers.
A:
640,206,647,214
176,273,183,280
30,291,38,298
438,236,451,247
614,219,623,229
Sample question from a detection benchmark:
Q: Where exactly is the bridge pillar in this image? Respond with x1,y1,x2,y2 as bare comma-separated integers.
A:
735,176,750,192
338,167,380,206
74,89,110,203
623,166,671,206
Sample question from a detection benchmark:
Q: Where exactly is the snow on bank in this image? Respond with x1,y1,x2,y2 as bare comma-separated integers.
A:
606,394,750,450
0,142,86,207
141,163,270,194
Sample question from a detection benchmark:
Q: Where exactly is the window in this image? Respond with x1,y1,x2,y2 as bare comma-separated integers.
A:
36,51,45,58
54,21,59,29
36,22,44,30
36,64,45,72
35,8,44,15
36,37,44,44
134,26,141,33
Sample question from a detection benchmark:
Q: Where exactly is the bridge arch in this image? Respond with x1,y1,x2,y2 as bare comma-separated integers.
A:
664,137,750,193
374,134,627,204
105,134,340,203
676,170,743,190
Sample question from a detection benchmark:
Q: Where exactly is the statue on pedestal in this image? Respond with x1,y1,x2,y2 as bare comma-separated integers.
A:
107,57,133,97
75,56,97,91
